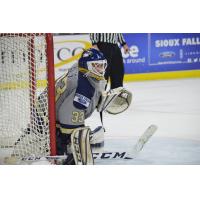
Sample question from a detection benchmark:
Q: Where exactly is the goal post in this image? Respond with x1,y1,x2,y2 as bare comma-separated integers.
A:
46,33,56,156
0,33,56,162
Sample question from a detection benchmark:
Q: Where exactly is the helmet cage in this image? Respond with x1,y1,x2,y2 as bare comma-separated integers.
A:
87,59,107,77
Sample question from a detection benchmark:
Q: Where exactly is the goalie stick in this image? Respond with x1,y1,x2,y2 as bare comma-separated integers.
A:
92,124,157,160
3,125,157,164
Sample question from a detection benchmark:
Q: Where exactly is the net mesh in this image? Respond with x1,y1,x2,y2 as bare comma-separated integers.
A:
0,33,51,160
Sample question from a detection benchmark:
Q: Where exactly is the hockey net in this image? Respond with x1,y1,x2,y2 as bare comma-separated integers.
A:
0,33,56,164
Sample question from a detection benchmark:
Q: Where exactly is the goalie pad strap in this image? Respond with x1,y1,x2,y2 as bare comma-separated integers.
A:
71,127,94,165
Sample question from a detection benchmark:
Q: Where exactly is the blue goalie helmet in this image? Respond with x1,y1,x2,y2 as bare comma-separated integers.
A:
78,48,107,80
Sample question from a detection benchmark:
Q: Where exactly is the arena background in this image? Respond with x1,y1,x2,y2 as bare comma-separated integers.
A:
53,33,200,81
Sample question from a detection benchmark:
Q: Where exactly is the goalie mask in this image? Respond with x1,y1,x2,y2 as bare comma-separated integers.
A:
78,48,107,80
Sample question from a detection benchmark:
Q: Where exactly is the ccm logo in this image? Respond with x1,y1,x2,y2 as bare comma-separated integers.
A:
93,152,131,159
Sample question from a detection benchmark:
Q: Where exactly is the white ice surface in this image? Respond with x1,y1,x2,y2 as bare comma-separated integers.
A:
85,78,200,164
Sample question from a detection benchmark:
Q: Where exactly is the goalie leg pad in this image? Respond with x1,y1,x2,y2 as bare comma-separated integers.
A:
71,127,94,165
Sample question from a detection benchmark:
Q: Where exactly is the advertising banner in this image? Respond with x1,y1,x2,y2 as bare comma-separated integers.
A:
53,34,91,79
122,33,148,74
53,33,200,80
149,33,200,71
122,33,200,74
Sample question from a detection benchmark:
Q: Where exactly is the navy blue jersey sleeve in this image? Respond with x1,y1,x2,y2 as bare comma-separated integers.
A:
73,73,95,110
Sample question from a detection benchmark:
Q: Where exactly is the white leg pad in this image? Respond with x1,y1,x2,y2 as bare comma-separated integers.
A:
71,127,94,165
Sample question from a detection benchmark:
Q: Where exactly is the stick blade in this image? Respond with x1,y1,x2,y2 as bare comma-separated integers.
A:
133,124,158,153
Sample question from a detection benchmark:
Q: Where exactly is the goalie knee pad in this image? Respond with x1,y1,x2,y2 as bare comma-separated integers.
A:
90,126,104,148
